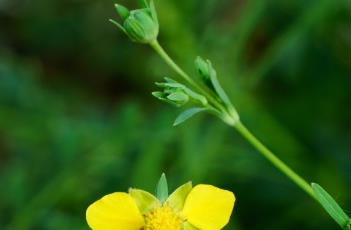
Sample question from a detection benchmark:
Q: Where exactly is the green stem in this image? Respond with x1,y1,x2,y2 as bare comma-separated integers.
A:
149,39,314,199
234,121,315,198
149,40,226,112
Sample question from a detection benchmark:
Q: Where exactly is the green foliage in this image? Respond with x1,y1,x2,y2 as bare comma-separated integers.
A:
173,108,207,126
312,183,351,230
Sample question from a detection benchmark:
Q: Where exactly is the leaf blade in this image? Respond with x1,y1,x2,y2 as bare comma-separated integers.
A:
312,183,350,229
173,108,207,126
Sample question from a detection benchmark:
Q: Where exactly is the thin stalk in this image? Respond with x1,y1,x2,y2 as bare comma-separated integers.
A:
234,121,315,198
149,40,226,112
150,39,315,199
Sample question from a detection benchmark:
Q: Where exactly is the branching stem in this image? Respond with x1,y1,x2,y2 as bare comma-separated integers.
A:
150,39,315,199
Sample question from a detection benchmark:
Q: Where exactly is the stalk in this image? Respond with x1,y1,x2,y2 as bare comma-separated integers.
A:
234,121,315,198
149,40,227,113
150,39,315,199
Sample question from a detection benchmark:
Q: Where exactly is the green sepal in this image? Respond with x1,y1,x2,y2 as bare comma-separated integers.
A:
149,0,158,26
312,183,350,229
138,0,149,8
156,173,168,203
112,2,158,44
167,92,189,103
129,188,161,214
166,182,192,212
152,91,182,107
109,19,126,34
115,4,130,21
154,78,207,106
183,222,200,230
173,108,207,126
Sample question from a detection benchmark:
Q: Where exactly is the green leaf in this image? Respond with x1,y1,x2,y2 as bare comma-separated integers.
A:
173,108,207,126
156,173,168,203
312,183,350,229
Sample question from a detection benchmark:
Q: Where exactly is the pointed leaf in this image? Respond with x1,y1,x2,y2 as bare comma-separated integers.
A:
156,173,168,203
312,183,350,229
173,108,207,126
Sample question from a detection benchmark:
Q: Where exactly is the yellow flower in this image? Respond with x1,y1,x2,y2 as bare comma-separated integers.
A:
86,181,235,230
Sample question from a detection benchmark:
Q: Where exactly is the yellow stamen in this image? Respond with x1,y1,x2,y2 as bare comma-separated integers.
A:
144,205,183,230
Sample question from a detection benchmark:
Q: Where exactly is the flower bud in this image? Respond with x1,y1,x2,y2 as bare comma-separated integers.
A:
152,78,207,107
111,1,159,44
195,56,216,87
124,9,158,43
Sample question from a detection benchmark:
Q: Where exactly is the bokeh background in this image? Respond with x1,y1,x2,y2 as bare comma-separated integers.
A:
0,0,351,229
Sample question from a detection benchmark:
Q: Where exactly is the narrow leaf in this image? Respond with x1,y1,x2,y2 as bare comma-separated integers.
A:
312,183,350,229
173,108,207,126
156,173,168,203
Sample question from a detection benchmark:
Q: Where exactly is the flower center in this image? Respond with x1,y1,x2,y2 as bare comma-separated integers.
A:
144,205,183,230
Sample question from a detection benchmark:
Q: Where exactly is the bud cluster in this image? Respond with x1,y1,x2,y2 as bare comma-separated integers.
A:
152,78,207,107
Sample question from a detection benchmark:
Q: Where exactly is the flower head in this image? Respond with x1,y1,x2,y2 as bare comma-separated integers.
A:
86,175,235,230
110,0,159,44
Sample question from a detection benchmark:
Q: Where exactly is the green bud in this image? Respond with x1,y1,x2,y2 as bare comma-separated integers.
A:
195,56,216,86
111,1,159,44
152,78,207,107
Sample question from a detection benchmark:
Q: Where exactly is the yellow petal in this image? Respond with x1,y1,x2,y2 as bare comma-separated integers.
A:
182,184,235,230
86,192,144,230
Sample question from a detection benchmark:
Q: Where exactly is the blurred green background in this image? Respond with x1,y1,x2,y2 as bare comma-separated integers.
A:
0,0,350,229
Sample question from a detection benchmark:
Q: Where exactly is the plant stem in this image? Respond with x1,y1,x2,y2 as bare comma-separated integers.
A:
234,121,315,198
149,40,226,112
150,39,315,199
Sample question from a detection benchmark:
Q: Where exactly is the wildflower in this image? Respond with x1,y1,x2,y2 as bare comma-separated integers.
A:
86,177,235,230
